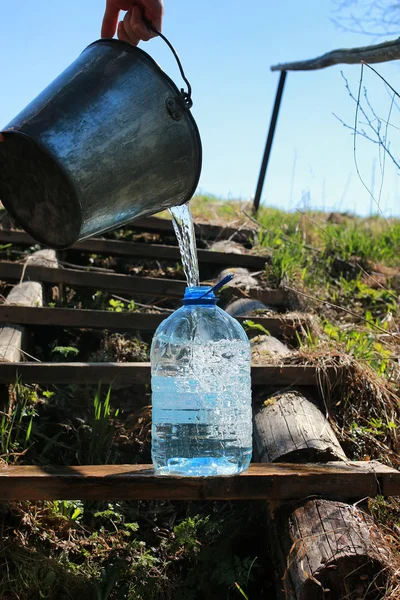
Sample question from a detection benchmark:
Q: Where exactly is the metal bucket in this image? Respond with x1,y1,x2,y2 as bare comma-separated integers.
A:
0,31,202,249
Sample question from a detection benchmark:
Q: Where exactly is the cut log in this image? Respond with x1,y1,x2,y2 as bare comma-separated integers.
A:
26,249,58,269
0,326,26,363
0,250,57,362
225,301,318,347
253,332,345,462
6,281,43,307
217,267,259,288
225,298,269,317
273,499,391,600
254,391,347,462
210,240,245,255
215,268,295,309
251,334,292,361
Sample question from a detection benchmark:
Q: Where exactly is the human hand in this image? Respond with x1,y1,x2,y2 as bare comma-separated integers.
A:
102,0,164,46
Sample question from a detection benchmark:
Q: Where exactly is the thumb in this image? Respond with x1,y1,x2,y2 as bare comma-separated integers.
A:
102,1,120,38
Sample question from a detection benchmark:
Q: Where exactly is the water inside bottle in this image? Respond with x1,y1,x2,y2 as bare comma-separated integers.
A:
152,339,252,476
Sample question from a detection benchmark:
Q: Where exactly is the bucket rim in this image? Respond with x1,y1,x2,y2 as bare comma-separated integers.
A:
0,130,83,250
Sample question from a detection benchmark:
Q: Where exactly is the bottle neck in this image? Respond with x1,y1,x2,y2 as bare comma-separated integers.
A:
182,286,218,306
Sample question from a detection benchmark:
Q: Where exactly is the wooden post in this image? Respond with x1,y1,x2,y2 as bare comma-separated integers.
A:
253,71,287,214
252,340,393,599
0,250,58,362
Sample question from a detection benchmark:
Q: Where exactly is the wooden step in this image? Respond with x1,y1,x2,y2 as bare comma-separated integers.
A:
0,305,306,340
0,260,187,297
0,461,396,501
0,261,288,305
0,362,339,386
131,216,256,241
0,230,267,270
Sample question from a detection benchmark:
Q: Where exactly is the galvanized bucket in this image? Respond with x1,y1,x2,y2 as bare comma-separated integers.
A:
0,31,202,249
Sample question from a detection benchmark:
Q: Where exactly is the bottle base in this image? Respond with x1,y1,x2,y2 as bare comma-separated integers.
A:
153,454,251,477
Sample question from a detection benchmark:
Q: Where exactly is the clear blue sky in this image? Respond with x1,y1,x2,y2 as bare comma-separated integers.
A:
1,0,400,216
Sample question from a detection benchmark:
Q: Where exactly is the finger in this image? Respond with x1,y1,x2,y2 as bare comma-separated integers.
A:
140,0,164,32
101,0,120,38
0,134,4,142
117,20,134,44
121,9,141,46
130,5,152,41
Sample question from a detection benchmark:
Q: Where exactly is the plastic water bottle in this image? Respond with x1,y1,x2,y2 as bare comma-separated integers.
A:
151,285,252,476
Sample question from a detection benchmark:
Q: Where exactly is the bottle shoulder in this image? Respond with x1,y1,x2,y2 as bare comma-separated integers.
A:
152,304,249,344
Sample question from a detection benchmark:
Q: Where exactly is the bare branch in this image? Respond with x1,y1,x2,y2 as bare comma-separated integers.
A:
332,0,400,36
337,70,400,173
271,37,400,72
362,60,400,100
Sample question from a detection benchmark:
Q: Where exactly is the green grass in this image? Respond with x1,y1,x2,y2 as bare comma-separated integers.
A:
0,496,268,600
87,385,119,465
0,378,39,463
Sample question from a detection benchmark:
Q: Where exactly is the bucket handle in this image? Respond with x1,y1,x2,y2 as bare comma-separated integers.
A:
145,22,193,109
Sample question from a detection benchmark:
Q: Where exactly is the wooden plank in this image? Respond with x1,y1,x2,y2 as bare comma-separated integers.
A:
371,462,400,497
0,461,396,501
0,261,288,305
130,216,256,241
0,362,341,386
0,306,168,331
0,261,187,298
0,305,305,339
0,230,267,270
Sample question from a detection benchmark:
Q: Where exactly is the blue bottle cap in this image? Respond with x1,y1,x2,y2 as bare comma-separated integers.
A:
182,286,217,305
